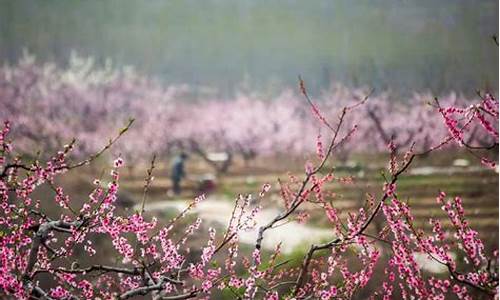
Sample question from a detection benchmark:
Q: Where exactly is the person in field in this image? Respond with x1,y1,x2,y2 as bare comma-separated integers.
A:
171,152,188,195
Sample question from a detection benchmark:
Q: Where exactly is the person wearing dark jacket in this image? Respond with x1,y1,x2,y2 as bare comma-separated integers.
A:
171,152,188,195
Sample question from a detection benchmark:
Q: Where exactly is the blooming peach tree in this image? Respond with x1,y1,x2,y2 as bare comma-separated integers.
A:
2,54,496,171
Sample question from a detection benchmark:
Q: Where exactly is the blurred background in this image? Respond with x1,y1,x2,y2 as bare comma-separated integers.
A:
0,2,498,298
1,0,498,98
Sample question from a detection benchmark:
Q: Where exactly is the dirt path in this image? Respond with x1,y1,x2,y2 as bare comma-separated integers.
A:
140,198,458,273
141,197,333,254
